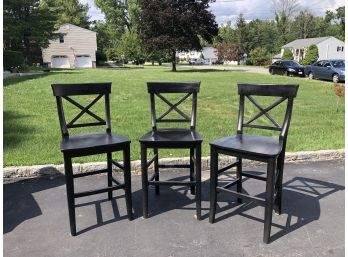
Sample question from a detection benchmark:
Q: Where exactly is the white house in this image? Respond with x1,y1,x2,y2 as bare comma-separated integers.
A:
177,47,218,64
42,23,97,68
280,36,345,62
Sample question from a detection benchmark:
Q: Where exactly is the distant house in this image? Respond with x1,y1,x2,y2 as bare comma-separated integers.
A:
280,36,345,62
177,47,218,64
42,23,97,68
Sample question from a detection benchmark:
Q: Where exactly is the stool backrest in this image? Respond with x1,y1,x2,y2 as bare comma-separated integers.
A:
147,82,201,131
51,82,112,137
237,83,299,140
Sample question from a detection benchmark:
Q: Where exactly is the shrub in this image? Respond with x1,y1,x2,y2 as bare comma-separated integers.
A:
282,48,294,60
301,44,318,65
4,51,24,71
249,47,271,66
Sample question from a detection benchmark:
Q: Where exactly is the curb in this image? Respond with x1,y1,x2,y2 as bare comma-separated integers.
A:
3,149,344,179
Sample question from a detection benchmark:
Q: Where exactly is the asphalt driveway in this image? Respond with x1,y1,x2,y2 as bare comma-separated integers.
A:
3,160,344,257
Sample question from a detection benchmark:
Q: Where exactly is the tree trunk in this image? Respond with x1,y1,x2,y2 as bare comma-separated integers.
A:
171,49,176,72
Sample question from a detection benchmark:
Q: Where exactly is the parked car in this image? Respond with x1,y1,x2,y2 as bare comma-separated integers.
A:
212,59,224,65
189,58,204,65
269,60,305,77
304,59,345,83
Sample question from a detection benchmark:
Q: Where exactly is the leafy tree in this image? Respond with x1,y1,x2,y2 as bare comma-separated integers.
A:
116,31,145,64
249,47,271,66
91,21,123,62
301,44,318,65
325,6,345,41
272,0,299,48
292,11,316,39
282,48,293,60
215,41,241,63
4,0,59,64
139,0,218,71
246,19,278,54
213,21,235,44
94,0,141,33
45,0,90,28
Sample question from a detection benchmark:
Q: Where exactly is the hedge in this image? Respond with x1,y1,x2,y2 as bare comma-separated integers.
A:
4,50,24,71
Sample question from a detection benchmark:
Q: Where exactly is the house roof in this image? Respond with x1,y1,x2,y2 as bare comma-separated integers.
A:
59,23,96,34
282,36,332,49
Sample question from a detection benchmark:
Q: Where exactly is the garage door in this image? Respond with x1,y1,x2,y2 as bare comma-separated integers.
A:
51,56,70,68
75,55,92,68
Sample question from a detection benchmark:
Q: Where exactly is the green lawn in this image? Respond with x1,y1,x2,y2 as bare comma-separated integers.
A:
3,67,344,166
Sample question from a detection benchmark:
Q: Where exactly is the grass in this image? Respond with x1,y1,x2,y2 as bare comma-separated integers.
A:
3,67,344,166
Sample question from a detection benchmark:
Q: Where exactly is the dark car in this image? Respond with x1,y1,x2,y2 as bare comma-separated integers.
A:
269,60,305,77
304,59,345,83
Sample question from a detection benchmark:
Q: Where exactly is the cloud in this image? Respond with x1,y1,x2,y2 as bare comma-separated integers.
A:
80,0,345,24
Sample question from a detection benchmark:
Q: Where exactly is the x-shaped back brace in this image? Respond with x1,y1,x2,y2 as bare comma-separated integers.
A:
155,93,192,122
63,94,106,128
243,95,287,131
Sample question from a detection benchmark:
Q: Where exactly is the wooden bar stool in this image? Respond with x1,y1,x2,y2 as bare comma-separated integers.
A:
209,83,299,243
139,82,203,220
52,82,133,236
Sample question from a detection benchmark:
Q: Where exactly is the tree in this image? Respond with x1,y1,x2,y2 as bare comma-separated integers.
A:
272,0,299,20
249,47,271,66
272,0,299,47
139,0,218,71
116,31,145,64
95,0,141,33
292,11,316,39
282,48,293,60
46,0,90,28
235,14,249,55
325,6,345,41
301,44,318,65
213,21,235,44
215,41,241,63
4,0,59,64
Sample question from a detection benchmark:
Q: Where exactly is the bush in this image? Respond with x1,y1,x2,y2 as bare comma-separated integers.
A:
4,51,24,71
301,44,318,65
282,48,294,60
249,47,271,66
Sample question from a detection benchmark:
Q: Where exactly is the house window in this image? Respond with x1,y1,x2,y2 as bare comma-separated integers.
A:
337,46,344,52
59,35,64,43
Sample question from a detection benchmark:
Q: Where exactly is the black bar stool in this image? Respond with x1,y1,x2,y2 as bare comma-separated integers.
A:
51,82,133,236
139,82,203,220
209,83,299,243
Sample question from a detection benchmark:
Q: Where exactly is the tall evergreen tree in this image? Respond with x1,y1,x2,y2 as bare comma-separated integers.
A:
45,0,90,28
139,0,218,71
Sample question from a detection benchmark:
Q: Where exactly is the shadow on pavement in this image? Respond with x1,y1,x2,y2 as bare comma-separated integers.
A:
213,175,345,243
3,176,65,234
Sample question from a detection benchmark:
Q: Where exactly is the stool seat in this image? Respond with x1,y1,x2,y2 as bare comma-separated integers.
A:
211,134,283,157
61,132,130,155
139,128,203,145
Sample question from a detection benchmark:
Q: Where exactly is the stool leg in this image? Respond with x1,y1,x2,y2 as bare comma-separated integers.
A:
195,144,201,220
141,143,149,218
107,152,113,200
264,158,276,244
190,148,195,195
209,146,218,223
154,148,160,195
274,152,285,215
236,157,243,203
123,144,133,220
64,154,76,236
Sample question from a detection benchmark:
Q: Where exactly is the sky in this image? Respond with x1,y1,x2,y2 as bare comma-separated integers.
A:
80,0,345,25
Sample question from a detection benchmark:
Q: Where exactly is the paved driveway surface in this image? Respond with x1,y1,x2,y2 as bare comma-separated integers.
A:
3,160,344,257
